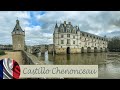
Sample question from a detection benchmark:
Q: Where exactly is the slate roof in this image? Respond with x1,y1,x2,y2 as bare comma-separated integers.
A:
13,20,24,32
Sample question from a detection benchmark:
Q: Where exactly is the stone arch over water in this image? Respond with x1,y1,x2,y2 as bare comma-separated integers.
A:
94,47,97,53
87,47,91,53
66,47,70,54
33,48,40,54
81,47,84,53
100,47,102,52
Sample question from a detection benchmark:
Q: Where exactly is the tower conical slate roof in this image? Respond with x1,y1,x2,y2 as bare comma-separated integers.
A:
77,26,80,31
13,19,24,32
55,22,58,28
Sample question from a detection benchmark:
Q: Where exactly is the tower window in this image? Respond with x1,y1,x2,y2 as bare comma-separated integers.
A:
73,36,75,39
67,34,70,37
73,41,75,44
61,40,64,44
67,39,70,44
61,35,64,38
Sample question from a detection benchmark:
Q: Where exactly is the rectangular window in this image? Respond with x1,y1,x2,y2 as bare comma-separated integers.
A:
61,40,64,44
61,35,63,38
73,41,75,44
67,39,70,44
73,36,75,39
67,34,70,37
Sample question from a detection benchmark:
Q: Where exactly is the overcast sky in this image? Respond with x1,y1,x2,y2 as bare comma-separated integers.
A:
0,11,120,45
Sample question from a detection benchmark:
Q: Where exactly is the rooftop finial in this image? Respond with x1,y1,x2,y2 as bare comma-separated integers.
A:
16,17,19,24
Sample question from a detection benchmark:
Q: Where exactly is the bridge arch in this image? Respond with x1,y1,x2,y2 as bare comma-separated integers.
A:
100,48,102,52
94,47,97,53
33,48,40,54
87,47,91,53
81,47,84,53
66,47,70,54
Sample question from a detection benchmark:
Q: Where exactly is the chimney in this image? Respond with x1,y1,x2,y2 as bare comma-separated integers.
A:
64,21,66,24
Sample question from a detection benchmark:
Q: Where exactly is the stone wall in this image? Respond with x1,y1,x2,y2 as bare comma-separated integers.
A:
12,34,25,51
48,44,54,54
21,50,45,65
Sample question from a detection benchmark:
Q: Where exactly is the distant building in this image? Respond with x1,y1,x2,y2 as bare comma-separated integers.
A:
0,45,12,50
11,19,25,51
53,21,108,54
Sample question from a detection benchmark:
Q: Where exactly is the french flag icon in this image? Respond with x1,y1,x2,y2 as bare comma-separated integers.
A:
0,58,20,79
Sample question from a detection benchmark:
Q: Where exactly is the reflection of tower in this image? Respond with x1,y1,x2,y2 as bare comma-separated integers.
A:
12,19,25,51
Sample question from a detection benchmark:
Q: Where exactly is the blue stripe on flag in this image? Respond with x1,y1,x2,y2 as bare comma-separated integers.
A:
0,60,3,79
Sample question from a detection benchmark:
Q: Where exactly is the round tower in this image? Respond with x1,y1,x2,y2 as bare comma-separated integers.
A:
12,19,25,51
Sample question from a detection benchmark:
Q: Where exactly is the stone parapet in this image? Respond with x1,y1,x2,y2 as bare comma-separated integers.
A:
21,50,45,65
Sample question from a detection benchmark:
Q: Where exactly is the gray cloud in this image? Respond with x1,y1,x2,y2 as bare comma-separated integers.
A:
0,11,120,45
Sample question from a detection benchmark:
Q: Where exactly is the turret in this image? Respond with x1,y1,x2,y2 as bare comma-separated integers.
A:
12,19,25,51
54,22,59,33
12,19,25,36
77,26,80,35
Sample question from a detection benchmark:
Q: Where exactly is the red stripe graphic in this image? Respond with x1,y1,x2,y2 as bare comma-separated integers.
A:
13,60,20,79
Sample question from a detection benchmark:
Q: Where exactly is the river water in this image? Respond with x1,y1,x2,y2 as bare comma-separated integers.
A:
39,51,120,79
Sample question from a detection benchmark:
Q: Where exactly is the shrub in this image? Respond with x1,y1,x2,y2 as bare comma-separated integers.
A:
0,50,5,55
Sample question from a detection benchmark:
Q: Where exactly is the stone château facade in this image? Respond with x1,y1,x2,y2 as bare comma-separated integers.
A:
12,19,25,51
53,21,108,54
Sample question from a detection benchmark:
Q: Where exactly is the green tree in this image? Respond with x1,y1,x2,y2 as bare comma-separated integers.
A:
108,36,120,52
0,50,5,55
